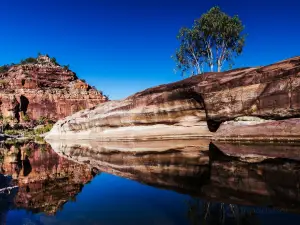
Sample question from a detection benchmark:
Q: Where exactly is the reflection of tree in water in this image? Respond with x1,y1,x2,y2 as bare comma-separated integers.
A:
187,198,261,225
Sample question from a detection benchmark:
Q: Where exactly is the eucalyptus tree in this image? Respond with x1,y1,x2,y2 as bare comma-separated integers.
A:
173,6,246,76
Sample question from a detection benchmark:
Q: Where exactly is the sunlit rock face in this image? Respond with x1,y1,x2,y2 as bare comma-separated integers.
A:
0,142,93,215
213,117,300,142
46,56,300,141
0,55,107,123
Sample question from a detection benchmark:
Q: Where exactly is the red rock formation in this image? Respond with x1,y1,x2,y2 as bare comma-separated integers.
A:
0,55,108,123
0,142,93,215
46,56,300,141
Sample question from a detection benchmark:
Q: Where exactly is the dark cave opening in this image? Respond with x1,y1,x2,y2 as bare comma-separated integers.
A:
20,95,29,114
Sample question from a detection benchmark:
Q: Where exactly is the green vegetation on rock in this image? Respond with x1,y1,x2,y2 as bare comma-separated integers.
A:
20,57,38,64
0,65,10,73
34,124,54,135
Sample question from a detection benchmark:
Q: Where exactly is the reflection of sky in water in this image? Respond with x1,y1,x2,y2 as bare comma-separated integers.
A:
5,173,300,225
6,173,190,225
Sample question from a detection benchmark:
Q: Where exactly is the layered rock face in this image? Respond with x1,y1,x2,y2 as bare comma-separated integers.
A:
213,117,300,142
46,56,300,141
0,55,107,123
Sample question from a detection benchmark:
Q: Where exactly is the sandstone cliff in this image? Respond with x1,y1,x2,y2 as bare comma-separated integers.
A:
46,56,300,141
0,55,107,125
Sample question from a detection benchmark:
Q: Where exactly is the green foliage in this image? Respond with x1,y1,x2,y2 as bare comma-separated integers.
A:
63,64,70,70
73,72,78,79
173,6,246,76
0,65,10,73
23,114,30,122
21,112,30,122
34,124,53,135
40,144,47,152
4,129,20,135
37,116,47,125
35,136,46,144
24,147,32,157
4,139,26,145
81,79,86,83
4,128,35,137
20,57,38,64
37,116,54,125
51,57,58,65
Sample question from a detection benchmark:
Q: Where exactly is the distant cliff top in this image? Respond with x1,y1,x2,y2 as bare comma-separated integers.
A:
0,54,108,123
0,54,107,93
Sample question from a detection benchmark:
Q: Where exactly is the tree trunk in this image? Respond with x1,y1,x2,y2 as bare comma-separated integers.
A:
217,60,222,72
210,64,214,72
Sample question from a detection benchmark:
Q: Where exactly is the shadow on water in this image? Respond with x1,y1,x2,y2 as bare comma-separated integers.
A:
2,139,300,224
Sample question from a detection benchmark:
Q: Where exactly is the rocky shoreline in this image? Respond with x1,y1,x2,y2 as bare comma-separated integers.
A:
46,56,300,142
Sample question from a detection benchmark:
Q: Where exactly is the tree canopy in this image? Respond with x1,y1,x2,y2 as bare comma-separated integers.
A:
173,6,246,76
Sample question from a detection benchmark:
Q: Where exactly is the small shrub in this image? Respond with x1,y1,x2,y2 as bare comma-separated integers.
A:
40,145,47,152
34,124,53,135
51,57,59,65
24,147,32,157
22,113,30,122
37,116,47,125
0,65,10,73
4,116,14,122
35,136,46,144
4,129,20,135
20,57,38,64
63,64,70,70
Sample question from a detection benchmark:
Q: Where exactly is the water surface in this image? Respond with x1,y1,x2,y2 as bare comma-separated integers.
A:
1,140,300,225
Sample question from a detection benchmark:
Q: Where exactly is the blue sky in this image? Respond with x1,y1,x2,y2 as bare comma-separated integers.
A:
0,0,299,99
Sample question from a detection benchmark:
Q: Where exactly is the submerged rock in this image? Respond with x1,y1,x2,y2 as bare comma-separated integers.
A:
46,56,300,141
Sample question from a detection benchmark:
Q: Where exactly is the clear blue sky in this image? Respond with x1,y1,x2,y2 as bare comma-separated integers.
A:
0,0,299,100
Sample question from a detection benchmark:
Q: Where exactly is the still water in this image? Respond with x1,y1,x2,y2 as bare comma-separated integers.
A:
1,139,300,225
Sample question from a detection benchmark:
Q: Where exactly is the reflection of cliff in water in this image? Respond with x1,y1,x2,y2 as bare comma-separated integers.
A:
48,139,300,216
0,141,94,215
0,174,18,225
2,139,300,221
